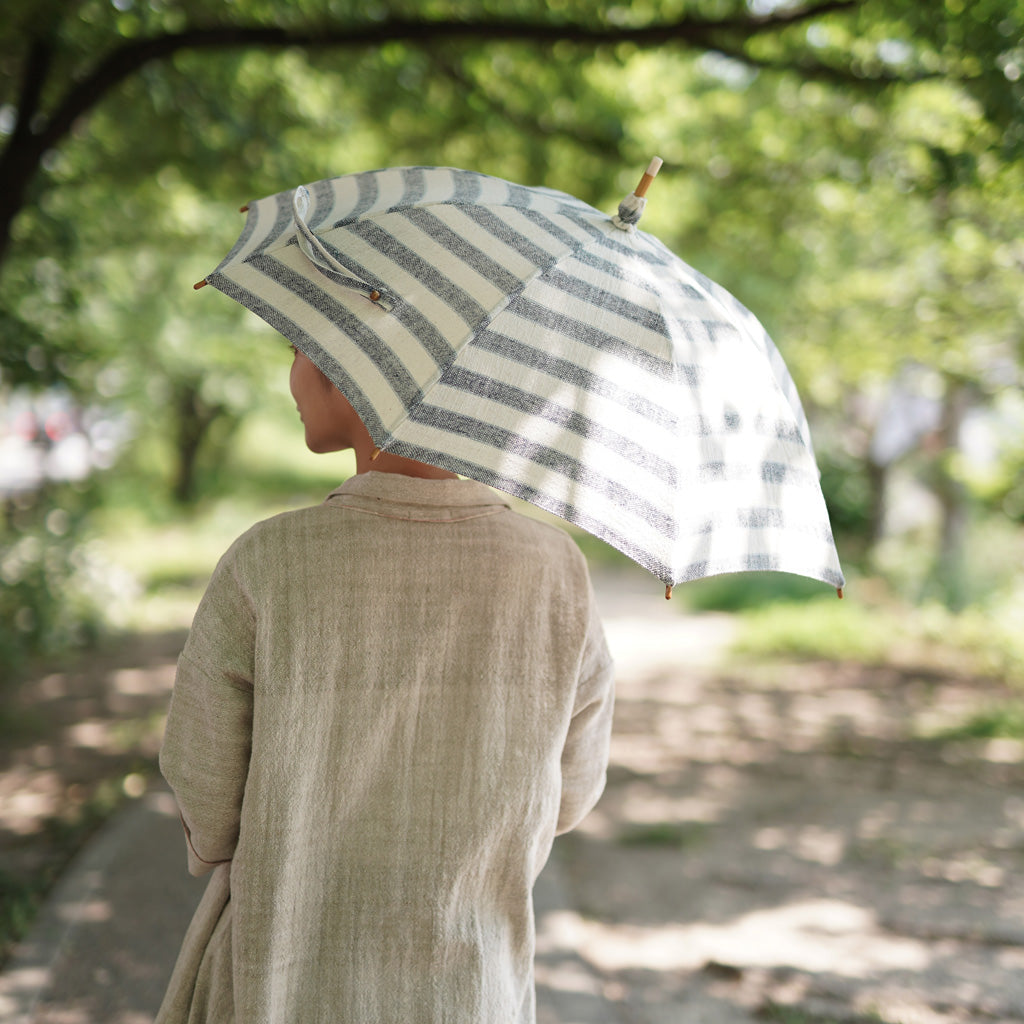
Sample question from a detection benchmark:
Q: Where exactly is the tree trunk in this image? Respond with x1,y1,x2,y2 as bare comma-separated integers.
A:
0,38,53,277
0,142,42,275
865,456,888,546
931,378,971,609
172,381,226,505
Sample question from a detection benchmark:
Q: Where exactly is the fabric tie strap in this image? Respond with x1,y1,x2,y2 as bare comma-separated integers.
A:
291,186,392,308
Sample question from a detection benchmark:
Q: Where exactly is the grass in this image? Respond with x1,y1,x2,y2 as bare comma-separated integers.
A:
7,410,1024,981
90,413,356,630
731,594,900,664
617,822,710,848
681,571,834,612
761,1003,885,1024
0,869,51,960
82,410,1024,686
92,497,1024,689
724,581,1024,687
931,704,1024,742
915,600,1024,683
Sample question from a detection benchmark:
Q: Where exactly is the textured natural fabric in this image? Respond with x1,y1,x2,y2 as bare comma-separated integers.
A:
200,165,844,592
156,472,614,1024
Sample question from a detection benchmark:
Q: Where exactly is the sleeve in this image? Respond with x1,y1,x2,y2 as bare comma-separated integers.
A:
159,547,256,876
556,582,615,835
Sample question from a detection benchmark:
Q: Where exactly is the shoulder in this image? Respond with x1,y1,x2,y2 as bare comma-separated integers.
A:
492,507,593,587
238,501,335,544
209,503,331,578
510,511,586,559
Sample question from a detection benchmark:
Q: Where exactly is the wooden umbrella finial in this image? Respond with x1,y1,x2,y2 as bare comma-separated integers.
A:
634,156,664,199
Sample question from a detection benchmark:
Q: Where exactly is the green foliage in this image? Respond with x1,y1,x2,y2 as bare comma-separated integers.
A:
816,448,875,540
0,0,1022,610
872,509,1024,611
761,1002,877,1024
2,0,652,506
0,489,126,672
0,868,51,961
914,598,1024,684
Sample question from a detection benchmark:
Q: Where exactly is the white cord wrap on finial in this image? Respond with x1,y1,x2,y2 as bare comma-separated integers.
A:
611,157,663,232
613,194,646,231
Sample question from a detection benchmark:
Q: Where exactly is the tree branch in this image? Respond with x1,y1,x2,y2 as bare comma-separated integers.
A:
10,36,53,143
703,0,861,33
424,52,624,160
33,3,865,153
706,38,942,90
0,37,56,270
0,0,895,278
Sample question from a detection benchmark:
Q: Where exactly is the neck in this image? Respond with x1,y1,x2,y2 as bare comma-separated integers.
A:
353,439,458,480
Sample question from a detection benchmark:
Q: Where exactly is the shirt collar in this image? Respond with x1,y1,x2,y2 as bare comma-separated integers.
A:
325,471,512,518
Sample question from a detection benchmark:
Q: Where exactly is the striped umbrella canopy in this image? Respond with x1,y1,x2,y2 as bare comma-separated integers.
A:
196,164,844,597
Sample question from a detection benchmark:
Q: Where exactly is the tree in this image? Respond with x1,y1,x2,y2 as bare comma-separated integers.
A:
591,30,1023,601
3,0,1021,279
0,0,1020,588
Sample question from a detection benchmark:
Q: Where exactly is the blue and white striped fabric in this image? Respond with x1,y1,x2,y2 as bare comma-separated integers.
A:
203,165,844,594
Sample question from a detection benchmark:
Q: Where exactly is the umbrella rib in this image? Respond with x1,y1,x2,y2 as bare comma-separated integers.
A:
402,403,677,535
380,437,677,588
344,219,496,327
399,207,536,295
433,364,679,484
212,189,293,275
244,254,426,404
468,330,679,431
507,297,676,378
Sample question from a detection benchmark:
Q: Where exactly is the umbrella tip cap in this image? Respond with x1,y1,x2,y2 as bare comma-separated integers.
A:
193,279,208,290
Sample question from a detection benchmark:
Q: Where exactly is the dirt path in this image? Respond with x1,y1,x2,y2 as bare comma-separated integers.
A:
544,569,1024,1023
3,568,1024,1023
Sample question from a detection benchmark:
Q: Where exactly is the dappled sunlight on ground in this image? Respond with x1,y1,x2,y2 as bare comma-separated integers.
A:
0,632,183,881
549,897,932,975
540,565,1024,1022
0,790,205,1024
4,563,1024,1022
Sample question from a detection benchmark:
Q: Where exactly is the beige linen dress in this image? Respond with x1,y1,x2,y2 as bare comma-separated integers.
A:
156,472,614,1024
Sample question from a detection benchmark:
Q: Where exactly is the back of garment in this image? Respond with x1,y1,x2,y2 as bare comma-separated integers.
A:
157,472,615,1024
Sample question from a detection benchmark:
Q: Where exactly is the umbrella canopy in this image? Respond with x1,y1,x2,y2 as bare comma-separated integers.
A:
197,164,844,596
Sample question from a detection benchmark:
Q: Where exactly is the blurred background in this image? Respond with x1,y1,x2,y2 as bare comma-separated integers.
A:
1,0,1023,987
